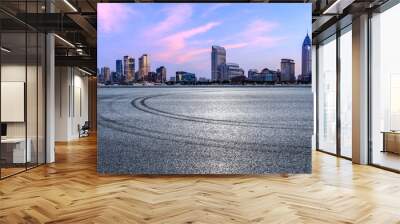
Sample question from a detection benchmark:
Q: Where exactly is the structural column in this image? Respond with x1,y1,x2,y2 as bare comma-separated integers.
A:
352,14,369,164
46,0,55,163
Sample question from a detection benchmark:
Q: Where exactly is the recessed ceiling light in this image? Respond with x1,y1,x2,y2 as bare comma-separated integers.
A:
54,34,75,48
1,47,11,53
63,0,78,12
78,68,93,76
323,0,355,15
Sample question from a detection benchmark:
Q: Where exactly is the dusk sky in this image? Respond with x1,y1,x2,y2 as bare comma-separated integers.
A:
98,3,311,79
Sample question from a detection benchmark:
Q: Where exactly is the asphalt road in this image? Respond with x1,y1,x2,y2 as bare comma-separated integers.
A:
97,87,313,174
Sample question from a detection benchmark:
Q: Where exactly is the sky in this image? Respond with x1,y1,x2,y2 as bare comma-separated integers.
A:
98,3,311,79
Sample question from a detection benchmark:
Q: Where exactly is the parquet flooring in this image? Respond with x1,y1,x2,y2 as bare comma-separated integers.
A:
1,134,400,223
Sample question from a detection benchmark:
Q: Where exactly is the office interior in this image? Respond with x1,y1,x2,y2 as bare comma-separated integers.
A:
0,0,399,222
0,0,97,179
313,0,400,172
0,0,398,177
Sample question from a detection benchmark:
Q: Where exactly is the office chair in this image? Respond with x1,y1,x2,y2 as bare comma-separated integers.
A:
79,121,90,138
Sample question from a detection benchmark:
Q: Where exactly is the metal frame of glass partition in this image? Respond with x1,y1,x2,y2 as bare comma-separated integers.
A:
0,0,47,180
315,17,353,160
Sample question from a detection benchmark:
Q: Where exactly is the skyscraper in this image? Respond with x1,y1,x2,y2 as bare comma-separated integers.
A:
123,56,134,82
156,66,167,83
301,33,312,82
99,68,104,83
101,67,111,83
128,57,135,82
139,54,150,81
123,56,129,80
280,59,295,83
218,63,244,81
111,71,118,83
211,46,226,81
116,59,123,81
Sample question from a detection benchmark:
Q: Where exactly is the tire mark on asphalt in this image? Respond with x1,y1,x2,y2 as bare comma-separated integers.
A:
98,119,309,153
130,95,313,131
99,91,311,152
141,94,312,127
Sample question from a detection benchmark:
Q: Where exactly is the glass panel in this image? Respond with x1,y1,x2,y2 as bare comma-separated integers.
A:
371,3,400,171
0,1,46,178
312,45,317,150
340,28,352,158
38,32,45,165
318,35,337,154
26,0,40,169
26,30,38,169
1,29,27,178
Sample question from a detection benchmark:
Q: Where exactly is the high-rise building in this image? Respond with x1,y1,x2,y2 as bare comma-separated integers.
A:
123,56,129,80
280,59,295,83
301,33,312,82
101,67,111,83
116,59,123,80
99,68,104,83
134,71,140,81
218,63,244,81
111,71,118,83
148,72,157,82
176,71,196,84
123,56,134,82
211,46,226,81
139,54,150,81
156,66,167,83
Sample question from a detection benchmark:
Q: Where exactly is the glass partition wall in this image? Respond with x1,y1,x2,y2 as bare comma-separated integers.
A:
0,1,46,179
339,26,352,159
316,25,352,159
316,0,400,172
317,35,337,155
370,2,400,171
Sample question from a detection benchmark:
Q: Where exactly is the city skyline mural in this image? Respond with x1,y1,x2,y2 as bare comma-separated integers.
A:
98,3,311,80
97,3,313,175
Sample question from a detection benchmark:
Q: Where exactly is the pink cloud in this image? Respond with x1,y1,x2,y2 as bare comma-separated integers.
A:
223,19,284,49
245,20,278,34
98,4,137,33
176,48,210,63
166,22,221,43
225,43,249,49
154,22,221,63
149,5,193,35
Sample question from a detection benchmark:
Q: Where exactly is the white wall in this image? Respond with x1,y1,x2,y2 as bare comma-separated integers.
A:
55,67,89,141
1,63,46,164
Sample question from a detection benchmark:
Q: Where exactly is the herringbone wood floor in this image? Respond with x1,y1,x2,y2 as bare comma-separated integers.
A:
1,134,400,224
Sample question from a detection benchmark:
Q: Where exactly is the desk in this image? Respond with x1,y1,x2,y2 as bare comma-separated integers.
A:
382,131,400,154
1,138,31,163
